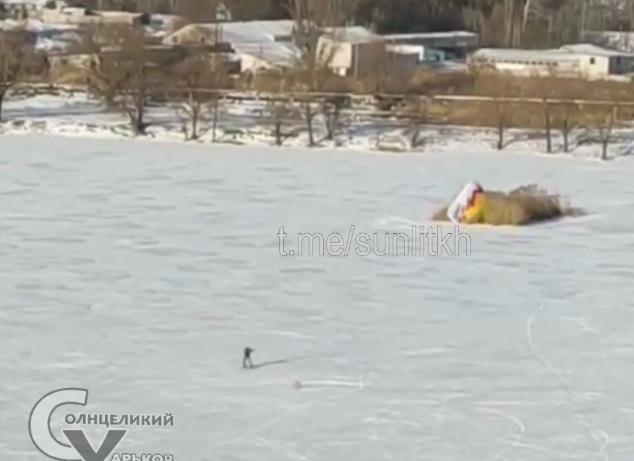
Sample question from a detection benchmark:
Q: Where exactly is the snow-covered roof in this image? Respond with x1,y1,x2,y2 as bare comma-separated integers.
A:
472,48,579,61
387,44,423,55
0,18,76,32
183,20,300,67
559,43,634,57
321,26,378,44
472,45,634,63
383,31,477,40
472,48,589,62
199,20,295,44
233,41,300,67
0,0,49,6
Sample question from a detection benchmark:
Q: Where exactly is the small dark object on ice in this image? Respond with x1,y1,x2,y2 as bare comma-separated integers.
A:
243,347,254,368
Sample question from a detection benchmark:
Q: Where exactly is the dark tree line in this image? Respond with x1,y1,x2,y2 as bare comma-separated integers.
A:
70,0,634,48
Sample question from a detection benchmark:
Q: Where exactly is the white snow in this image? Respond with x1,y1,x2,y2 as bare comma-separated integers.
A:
1,131,634,460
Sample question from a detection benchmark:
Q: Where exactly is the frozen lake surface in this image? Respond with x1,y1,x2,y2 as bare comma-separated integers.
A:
2,134,634,461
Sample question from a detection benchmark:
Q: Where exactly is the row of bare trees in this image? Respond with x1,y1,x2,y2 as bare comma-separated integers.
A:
447,71,627,159
0,0,632,155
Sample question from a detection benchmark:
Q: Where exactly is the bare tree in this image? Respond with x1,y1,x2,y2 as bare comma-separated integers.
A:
474,70,520,150
284,0,356,146
553,101,580,153
0,29,39,121
539,76,591,153
168,54,230,141
586,104,617,160
321,94,349,140
404,96,430,149
75,25,170,135
267,98,297,146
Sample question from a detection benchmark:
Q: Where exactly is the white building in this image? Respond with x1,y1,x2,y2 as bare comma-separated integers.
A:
316,26,382,77
162,20,300,72
382,31,478,60
468,44,634,80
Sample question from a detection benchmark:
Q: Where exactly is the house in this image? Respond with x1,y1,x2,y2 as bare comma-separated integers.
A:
315,26,383,77
382,31,478,60
162,20,300,72
468,44,634,80
40,1,149,26
316,26,430,77
163,20,295,46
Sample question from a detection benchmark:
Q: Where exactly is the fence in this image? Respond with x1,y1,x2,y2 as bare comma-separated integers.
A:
10,82,634,129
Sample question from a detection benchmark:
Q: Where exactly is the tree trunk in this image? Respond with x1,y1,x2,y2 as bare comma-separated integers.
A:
562,105,572,153
211,98,219,143
0,88,7,122
304,102,315,146
544,100,552,153
496,101,506,150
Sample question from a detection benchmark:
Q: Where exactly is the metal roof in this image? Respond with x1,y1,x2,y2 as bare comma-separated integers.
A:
472,48,591,62
559,43,634,57
383,31,477,40
321,26,379,44
232,41,301,67
200,20,295,44
472,44,634,62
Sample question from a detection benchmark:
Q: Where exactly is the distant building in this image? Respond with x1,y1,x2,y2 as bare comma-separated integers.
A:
316,26,383,77
382,31,478,60
40,1,149,25
163,20,300,72
468,44,634,80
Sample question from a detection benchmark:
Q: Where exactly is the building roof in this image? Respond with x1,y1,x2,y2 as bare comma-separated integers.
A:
472,48,579,62
0,0,50,5
559,43,634,57
199,20,295,44
232,41,300,67
382,30,477,40
321,26,379,44
472,44,634,62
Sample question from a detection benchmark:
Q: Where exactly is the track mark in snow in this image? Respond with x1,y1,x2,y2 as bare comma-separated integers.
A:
371,217,420,229
477,407,525,461
216,376,365,449
294,378,366,389
527,302,610,461
255,436,312,461
400,347,454,357
513,441,602,459
262,330,315,339
559,316,600,334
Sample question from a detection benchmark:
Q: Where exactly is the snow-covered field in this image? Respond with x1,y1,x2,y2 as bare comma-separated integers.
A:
1,131,634,461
